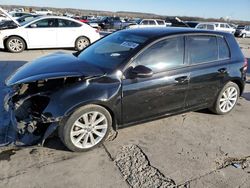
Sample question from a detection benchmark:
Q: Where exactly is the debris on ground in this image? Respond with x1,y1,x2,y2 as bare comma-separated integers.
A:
114,144,176,188
216,155,250,170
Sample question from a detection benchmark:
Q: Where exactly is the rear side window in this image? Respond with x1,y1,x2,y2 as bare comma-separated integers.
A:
134,36,185,73
187,36,218,64
58,19,81,27
217,37,230,59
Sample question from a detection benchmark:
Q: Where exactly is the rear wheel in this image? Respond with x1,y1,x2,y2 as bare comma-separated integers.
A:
210,82,239,115
59,105,112,152
242,34,246,38
75,36,90,51
6,36,26,53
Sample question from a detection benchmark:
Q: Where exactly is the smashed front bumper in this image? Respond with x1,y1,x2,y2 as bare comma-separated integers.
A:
3,89,62,146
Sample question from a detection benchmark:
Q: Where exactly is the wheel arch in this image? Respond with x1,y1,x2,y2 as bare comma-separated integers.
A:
230,79,244,96
4,35,28,49
75,35,91,44
65,102,119,131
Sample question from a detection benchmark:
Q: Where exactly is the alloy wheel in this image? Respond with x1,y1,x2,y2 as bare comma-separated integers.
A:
219,86,238,113
70,111,108,149
8,39,24,52
77,38,89,50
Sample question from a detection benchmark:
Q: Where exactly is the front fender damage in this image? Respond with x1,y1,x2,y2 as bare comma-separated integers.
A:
4,77,86,146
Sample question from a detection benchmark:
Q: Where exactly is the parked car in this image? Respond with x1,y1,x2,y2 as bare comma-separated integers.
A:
72,16,89,23
0,14,100,52
9,12,33,19
127,19,167,29
90,16,133,30
34,8,53,15
195,22,236,34
0,13,8,22
165,17,189,27
185,21,199,28
234,25,250,38
4,28,247,151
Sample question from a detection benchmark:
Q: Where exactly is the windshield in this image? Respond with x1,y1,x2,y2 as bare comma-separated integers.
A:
20,16,41,26
78,31,149,71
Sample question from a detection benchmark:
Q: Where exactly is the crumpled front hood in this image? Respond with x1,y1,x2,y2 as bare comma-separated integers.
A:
6,52,104,86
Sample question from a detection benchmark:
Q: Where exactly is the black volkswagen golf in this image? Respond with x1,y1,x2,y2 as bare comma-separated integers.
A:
5,28,247,151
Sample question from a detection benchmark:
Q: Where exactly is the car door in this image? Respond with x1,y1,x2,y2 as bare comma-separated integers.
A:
185,35,230,109
122,36,189,125
56,19,82,47
25,18,57,48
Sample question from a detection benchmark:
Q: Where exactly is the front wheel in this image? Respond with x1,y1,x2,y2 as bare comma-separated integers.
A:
6,36,26,53
210,82,239,115
242,34,246,38
75,36,90,51
59,105,112,152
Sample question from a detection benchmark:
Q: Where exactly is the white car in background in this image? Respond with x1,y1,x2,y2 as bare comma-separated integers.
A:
34,8,53,15
0,12,100,53
195,22,236,34
127,19,167,29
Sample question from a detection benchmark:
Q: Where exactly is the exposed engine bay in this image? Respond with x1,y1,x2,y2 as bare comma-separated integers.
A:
5,77,83,145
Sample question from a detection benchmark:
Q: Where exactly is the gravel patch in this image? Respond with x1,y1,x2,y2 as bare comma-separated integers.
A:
115,144,176,188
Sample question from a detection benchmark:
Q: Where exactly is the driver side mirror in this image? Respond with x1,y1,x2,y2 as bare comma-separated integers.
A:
30,24,37,28
131,65,153,78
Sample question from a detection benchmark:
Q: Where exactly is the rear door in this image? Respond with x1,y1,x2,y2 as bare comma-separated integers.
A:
185,35,230,109
56,18,82,47
25,18,57,48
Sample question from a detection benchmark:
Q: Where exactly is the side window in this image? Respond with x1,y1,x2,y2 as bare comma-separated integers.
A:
149,20,156,25
32,19,57,28
187,35,218,64
215,24,219,27
58,19,81,27
207,24,214,30
220,24,225,28
225,24,230,28
197,24,206,29
133,37,185,73
218,37,230,59
141,20,148,25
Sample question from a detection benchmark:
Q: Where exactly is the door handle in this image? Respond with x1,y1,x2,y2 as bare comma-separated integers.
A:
175,76,189,83
218,68,227,74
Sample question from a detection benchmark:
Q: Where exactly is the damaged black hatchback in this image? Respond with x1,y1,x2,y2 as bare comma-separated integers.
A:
5,28,247,151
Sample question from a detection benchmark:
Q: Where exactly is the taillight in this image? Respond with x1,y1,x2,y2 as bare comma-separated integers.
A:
243,58,248,72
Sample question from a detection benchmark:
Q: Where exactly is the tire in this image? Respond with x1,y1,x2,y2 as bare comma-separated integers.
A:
6,36,26,53
59,104,112,152
75,36,90,51
210,82,240,115
242,34,246,38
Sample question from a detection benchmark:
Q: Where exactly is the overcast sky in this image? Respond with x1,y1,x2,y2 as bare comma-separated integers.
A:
0,0,249,21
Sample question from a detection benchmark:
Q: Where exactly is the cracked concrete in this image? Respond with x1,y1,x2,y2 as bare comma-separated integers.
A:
114,144,175,188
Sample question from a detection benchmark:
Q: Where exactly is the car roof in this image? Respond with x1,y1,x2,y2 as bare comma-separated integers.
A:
120,27,231,38
21,15,85,26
